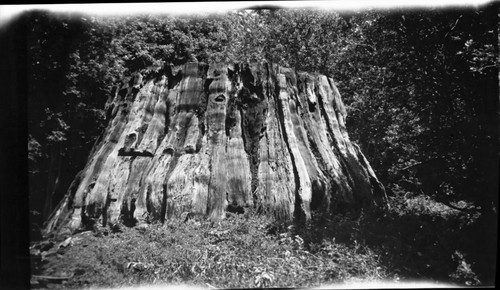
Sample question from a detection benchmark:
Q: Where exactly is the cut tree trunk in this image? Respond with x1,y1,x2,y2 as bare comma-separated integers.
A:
44,62,388,235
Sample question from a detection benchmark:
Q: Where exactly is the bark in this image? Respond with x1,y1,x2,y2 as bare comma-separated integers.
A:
42,143,62,221
44,62,388,234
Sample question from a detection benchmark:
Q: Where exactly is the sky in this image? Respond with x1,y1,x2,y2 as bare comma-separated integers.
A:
0,0,495,27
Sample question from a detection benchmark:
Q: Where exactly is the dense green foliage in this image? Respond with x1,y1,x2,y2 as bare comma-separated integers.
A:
24,5,497,285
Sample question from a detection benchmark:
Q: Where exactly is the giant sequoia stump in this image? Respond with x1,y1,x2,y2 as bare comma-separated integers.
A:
45,62,387,234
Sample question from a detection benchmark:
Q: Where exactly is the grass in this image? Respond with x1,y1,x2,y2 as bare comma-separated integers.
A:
30,195,495,289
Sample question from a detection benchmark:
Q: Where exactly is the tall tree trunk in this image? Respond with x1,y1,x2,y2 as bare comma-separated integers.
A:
43,143,62,221
45,62,388,235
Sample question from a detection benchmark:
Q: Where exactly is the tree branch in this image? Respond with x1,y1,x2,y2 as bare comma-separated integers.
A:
444,15,463,39
400,157,446,171
32,275,72,281
439,199,478,213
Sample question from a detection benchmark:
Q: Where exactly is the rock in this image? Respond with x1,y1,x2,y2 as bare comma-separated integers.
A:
45,62,388,233
135,223,149,233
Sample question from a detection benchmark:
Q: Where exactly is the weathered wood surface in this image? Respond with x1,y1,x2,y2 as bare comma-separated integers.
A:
45,62,387,234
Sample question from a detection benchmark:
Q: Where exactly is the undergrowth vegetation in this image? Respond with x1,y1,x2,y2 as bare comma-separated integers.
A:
31,194,492,289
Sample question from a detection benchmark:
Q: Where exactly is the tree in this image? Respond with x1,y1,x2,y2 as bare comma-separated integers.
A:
27,11,110,225
45,62,387,234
